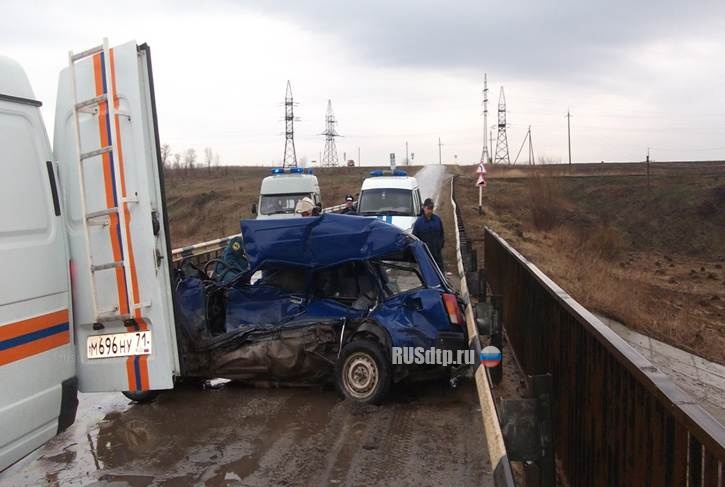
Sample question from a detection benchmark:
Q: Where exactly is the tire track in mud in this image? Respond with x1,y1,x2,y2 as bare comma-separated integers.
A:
359,402,417,485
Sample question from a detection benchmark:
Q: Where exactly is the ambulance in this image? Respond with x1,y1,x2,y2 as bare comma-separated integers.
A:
252,167,321,219
356,169,423,232
0,40,178,471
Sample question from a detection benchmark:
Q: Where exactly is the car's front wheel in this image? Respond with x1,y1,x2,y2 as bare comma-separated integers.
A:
335,339,391,405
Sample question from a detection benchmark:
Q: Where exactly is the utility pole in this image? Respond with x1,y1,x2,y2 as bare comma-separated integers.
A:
405,140,409,165
357,147,361,167
566,109,572,165
646,147,651,192
529,126,535,165
438,137,443,165
513,126,535,165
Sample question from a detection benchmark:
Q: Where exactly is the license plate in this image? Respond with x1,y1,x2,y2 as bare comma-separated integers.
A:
87,331,152,359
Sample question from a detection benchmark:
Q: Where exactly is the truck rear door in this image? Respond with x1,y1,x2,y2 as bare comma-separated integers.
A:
53,40,179,393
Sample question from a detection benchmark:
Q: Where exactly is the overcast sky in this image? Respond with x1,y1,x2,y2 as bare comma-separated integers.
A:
3,0,725,165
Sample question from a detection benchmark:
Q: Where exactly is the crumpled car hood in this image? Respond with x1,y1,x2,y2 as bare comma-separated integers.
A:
241,213,411,271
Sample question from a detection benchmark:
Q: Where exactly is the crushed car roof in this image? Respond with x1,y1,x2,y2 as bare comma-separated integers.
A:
241,213,411,270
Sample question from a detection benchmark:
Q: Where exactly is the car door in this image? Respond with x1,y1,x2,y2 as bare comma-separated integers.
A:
370,260,450,349
53,41,179,393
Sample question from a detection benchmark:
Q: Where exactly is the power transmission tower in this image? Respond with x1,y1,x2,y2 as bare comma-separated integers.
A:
283,80,298,168
566,109,572,165
481,73,491,164
494,87,510,164
321,99,340,167
513,126,535,165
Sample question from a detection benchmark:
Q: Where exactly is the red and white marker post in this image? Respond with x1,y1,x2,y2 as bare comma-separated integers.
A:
476,162,487,215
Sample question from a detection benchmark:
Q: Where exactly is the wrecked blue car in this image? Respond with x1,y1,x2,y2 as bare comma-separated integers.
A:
173,213,467,404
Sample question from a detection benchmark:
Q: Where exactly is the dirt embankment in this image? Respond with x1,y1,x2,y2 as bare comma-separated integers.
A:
452,162,725,364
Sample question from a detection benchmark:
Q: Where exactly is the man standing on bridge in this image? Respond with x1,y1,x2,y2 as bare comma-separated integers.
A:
413,198,444,270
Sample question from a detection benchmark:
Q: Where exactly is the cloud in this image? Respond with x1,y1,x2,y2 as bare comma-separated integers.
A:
242,0,725,81
1,0,724,164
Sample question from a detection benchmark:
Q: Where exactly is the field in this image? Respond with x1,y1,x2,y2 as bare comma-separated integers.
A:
162,166,416,247
162,161,725,364
452,161,725,364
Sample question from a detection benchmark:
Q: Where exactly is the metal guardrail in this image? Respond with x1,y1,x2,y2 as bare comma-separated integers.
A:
451,176,516,486
484,226,725,486
170,201,355,264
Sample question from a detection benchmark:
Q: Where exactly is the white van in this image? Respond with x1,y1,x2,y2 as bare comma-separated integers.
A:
356,169,422,232
252,168,321,219
0,40,178,471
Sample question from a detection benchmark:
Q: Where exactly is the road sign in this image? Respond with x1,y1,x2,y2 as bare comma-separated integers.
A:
477,174,487,187
477,162,487,175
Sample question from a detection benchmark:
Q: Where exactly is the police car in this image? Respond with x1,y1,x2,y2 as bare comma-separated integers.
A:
356,170,422,232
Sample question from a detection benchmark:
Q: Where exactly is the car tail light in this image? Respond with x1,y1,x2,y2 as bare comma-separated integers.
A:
442,293,464,326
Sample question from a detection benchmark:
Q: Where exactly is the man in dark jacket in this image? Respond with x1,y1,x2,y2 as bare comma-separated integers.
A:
413,198,444,270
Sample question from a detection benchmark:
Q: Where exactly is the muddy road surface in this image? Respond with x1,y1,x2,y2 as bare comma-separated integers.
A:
2,381,492,486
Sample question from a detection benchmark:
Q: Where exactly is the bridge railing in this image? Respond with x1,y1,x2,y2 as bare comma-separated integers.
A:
484,226,725,486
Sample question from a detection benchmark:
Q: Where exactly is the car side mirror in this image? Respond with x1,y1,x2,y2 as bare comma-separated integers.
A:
251,203,257,215
403,296,423,311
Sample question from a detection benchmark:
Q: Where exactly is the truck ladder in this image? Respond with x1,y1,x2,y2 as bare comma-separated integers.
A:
68,38,139,324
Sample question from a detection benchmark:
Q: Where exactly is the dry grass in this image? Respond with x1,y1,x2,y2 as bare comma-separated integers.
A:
525,170,566,231
451,162,725,364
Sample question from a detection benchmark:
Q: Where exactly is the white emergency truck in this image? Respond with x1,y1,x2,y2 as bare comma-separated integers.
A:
0,40,178,471
252,167,321,219
356,169,422,232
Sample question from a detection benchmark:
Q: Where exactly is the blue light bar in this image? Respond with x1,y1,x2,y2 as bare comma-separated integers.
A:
393,169,407,176
369,170,384,176
290,167,304,174
271,167,284,174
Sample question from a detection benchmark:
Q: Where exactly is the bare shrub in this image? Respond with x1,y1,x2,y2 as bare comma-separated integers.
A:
582,223,626,260
525,171,566,231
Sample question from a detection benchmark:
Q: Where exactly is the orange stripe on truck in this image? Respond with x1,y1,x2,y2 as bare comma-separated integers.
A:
0,310,70,366
92,52,130,317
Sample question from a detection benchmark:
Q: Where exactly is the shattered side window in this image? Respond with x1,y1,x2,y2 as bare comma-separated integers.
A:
313,262,377,304
377,261,424,296
258,266,307,294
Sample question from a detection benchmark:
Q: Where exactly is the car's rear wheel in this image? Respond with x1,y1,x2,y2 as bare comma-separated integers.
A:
122,390,160,403
335,339,391,404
